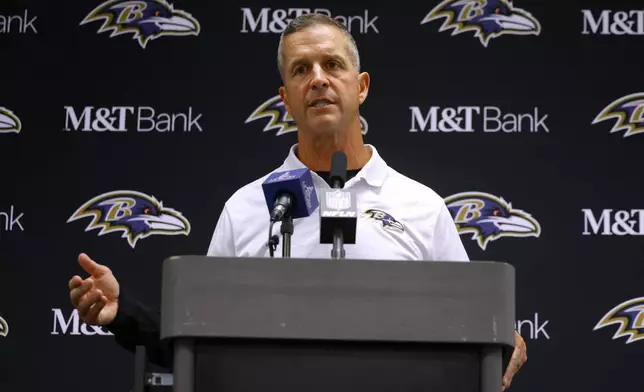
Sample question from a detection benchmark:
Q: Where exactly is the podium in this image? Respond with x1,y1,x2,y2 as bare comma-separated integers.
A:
160,256,515,392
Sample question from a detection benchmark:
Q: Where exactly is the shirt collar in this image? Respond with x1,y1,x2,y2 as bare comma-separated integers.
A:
280,143,389,189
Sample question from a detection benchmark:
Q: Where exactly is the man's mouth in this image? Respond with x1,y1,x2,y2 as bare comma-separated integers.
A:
309,99,333,107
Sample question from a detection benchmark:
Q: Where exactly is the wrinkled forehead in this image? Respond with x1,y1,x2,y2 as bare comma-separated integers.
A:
282,25,352,65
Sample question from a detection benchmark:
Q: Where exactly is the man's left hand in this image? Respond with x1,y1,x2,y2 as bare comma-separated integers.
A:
502,330,527,390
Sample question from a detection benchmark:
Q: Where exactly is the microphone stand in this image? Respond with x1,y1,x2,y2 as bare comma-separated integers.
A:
331,228,345,259
330,176,347,260
280,214,294,258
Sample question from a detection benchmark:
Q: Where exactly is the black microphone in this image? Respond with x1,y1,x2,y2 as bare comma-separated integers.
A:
329,150,347,188
319,151,358,259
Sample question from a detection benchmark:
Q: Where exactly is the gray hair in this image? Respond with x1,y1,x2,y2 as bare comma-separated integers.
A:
277,13,361,80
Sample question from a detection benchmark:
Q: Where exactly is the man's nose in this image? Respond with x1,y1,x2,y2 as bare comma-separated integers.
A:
310,65,329,89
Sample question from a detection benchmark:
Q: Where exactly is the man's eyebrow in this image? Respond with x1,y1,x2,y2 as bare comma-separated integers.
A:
289,53,347,68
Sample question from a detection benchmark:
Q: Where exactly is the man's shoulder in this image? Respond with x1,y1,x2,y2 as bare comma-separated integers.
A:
382,166,446,207
378,165,470,262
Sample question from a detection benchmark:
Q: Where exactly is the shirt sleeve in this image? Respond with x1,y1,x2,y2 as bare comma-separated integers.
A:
104,205,238,370
207,204,236,257
431,202,470,262
105,289,173,370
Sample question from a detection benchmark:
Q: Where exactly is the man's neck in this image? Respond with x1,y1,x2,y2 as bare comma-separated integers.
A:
296,127,372,171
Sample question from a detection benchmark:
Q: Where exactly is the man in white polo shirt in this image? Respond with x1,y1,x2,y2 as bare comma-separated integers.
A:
68,12,526,390
208,143,469,262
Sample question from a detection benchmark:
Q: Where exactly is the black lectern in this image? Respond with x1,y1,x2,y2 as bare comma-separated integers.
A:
160,256,515,392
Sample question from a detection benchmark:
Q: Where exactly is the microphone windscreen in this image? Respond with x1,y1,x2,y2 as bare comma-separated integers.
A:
261,168,319,219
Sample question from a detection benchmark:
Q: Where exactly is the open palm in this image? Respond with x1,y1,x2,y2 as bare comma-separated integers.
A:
68,253,120,325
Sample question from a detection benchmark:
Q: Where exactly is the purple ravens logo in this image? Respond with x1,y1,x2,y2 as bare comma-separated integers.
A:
80,0,200,49
245,95,369,136
0,316,8,337
0,107,21,134
594,297,644,344
421,0,541,47
445,191,540,250
68,190,191,249
592,92,644,138
363,209,404,233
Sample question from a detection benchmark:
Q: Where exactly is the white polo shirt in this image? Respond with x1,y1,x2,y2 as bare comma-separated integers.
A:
207,144,469,262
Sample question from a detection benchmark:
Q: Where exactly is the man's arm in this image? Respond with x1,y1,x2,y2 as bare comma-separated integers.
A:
430,203,528,389
431,202,470,262
206,204,236,257
105,290,173,369
105,205,236,369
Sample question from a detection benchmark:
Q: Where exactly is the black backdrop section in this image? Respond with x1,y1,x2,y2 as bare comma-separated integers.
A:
2,0,643,391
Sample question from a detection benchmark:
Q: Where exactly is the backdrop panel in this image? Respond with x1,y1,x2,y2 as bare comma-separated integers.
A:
1,0,642,391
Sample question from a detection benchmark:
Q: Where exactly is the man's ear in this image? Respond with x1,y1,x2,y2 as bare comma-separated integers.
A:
279,86,290,112
357,72,370,105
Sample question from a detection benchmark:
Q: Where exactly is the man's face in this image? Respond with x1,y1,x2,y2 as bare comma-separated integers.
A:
279,24,369,136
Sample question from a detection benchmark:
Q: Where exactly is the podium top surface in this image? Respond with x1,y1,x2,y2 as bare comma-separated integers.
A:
160,256,515,349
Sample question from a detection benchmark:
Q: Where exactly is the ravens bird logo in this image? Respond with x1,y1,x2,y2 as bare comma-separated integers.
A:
0,107,21,134
421,0,541,47
68,190,191,249
81,0,200,49
594,297,644,344
363,209,405,233
445,191,540,250
592,92,644,138
0,316,8,337
245,95,369,136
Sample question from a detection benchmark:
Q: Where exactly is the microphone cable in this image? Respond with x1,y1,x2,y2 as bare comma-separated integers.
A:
267,219,279,257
